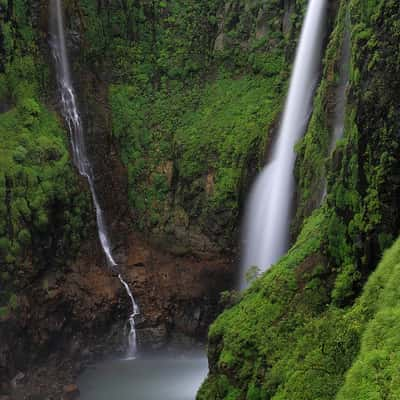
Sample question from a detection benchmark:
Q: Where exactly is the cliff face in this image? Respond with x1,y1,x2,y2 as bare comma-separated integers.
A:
1,0,399,399
71,0,311,253
199,1,400,399
0,2,330,397
0,0,235,396
0,233,231,396
0,1,305,390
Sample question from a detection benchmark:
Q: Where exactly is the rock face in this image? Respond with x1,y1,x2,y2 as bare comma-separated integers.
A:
0,3,235,397
62,384,80,400
121,234,233,348
0,232,232,398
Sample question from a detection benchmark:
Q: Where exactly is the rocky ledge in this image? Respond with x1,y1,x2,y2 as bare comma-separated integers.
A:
0,233,233,399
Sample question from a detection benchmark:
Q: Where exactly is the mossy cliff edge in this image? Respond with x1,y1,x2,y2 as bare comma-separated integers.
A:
0,0,307,393
0,0,399,398
199,1,400,399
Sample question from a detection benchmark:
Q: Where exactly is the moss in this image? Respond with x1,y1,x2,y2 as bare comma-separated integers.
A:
110,75,284,241
66,0,311,250
199,209,331,399
0,0,90,308
200,0,400,398
294,0,350,233
294,0,400,305
200,227,400,399
336,238,400,399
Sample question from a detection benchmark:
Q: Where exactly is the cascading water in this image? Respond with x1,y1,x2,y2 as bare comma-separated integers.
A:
240,0,327,288
330,9,351,151
321,7,351,201
118,275,140,359
49,0,139,357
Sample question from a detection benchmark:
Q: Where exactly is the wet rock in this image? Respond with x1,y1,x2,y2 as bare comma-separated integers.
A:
138,325,168,350
11,372,25,388
256,7,269,39
0,231,233,398
62,384,80,400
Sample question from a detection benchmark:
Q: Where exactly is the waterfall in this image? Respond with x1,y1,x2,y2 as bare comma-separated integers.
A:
330,8,351,151
49,0,139,357
321,7,351,201
118,274,140,360
240,0,327,288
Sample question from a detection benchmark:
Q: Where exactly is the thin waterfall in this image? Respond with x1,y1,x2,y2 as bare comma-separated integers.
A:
49,0,139,357
321,7,351,201
240,0,327,288
330,9,350,148
118,274,140,359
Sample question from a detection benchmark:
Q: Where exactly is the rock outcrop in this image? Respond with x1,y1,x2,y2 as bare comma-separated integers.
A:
0,233,232,398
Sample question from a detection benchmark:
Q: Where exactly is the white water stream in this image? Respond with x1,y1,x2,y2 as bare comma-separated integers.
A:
240,0,327,288
49,0,139,357
321,7,351,201
330,8,351,151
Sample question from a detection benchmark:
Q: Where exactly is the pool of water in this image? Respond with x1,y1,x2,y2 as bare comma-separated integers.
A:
78,353,208,400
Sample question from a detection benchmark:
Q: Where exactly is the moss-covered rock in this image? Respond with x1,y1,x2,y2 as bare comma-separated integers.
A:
0,0,90,312
67,0,310,253
200,0,400,398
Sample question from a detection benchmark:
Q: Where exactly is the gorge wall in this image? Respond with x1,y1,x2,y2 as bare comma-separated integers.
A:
199,0,400,399
0,0,308,395
0,0,399,399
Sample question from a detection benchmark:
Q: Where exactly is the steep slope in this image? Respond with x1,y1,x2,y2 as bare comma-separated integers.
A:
1,0,307,395
73,0,311,253
199,0,400,398
336,238,400,399
0,1,91,326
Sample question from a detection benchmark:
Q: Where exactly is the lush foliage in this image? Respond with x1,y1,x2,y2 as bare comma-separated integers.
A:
200,0,400,398
325,0,400,304
0,0,90,316
110,74,284,242
294,0,349,232
199,219,400,400
70,0,308,248
336,237,400,399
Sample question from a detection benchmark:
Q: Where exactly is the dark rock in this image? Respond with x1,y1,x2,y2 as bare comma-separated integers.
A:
11,372,25,389
62,384,80,400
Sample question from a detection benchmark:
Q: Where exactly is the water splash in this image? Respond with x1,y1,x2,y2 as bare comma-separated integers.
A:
49,0,139,356
118,275,140,359
240,0,327,288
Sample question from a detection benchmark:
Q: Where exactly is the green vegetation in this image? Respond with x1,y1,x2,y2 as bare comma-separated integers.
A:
0,0,399,397
70,0,308,247
325,0,400,304
199,209,338,399
294,0,349,232
110,75,284,238
337,238,400,399
294,0,400,305
199,0,400,398
199,220,400,400
0,0,90,313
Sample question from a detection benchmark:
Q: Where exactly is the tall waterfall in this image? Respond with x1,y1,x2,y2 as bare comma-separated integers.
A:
240,0,327,288
49,0,139,357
